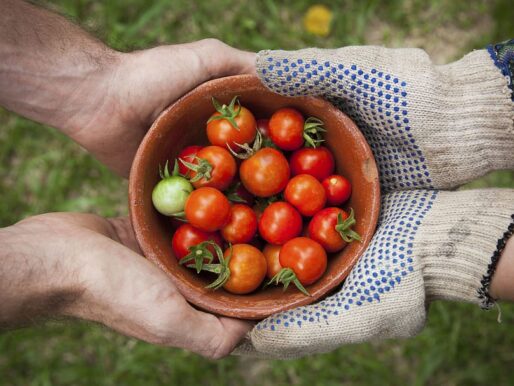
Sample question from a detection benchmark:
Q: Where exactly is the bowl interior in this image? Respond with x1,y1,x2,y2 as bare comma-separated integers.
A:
129,75,380,320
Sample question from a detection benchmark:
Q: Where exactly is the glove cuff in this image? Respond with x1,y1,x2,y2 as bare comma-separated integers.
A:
487,39,514,101
423,49,514,189
420,189,514,307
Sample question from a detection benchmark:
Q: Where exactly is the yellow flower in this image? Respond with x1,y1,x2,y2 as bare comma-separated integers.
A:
303,4,333,37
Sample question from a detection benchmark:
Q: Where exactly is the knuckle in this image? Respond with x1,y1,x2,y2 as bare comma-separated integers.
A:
198,38,225,49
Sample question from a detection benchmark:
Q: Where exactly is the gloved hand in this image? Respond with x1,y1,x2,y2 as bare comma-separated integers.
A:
236,41,514,359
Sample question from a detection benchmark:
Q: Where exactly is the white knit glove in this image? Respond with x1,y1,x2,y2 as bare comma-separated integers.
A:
235,42,514,359
258,45,514,192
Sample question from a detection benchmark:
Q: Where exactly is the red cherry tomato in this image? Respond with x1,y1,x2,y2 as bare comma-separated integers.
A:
263,244,283,279
187,146,236,191
221,204,258,244
240,148,290,197
284,174,326,216
290,146,335,181
184,187,231,232
259,202,302,245
308,207,360,253
322,175,352,206
172,223,223,260
207,104,257,149
257,118,278,148
279,237,327,285
268,108,305,151
177,145,202,176
256,119,271,138
223,244,267,294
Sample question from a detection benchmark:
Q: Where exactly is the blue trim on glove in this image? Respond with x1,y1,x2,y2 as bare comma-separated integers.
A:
487,39,514,101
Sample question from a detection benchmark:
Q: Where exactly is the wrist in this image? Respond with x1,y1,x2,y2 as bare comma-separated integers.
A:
0,216,85,327
419,190,514,307
56,49,124,136
488,222,514,302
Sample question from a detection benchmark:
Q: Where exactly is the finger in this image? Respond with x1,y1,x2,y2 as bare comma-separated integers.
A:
106,216,142,254
257,48,334,97
188,38,256,80
177,305,253,359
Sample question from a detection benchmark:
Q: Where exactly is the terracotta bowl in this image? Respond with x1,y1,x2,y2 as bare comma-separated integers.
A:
129,74,380,320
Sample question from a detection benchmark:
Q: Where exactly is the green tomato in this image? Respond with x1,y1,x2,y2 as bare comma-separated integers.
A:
152,175,193,216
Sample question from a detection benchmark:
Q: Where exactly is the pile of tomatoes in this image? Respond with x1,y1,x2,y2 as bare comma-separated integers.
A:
152,96,360,296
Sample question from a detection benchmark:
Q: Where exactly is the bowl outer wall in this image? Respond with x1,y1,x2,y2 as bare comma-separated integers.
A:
129,74,380,320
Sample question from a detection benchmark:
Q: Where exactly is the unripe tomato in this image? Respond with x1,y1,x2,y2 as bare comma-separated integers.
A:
152,167,193,216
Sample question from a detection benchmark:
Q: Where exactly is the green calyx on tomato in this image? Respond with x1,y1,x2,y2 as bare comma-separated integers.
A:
303,117,326,148
152,160,193,216
179,240,217,273
335,208,362,243
179,156,213,183
227,130,263,160
225,181,248,204
159,159,178,179
200,243,233,290
253,195,280,213
207,96,242,131
267,267,310,296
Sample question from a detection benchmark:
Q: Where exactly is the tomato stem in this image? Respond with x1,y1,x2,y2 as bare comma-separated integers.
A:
267,268,311,296
303,117,326,148
180,241,234,290
205,244,232,290
254,195,280,214
226,130,263,160
179,156,213,182
225,181,248,204
335,208,362,243
180,241,233,291
207,96,242,131
179,241,216,273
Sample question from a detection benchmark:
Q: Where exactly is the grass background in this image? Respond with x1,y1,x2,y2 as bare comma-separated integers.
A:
1,0,514,385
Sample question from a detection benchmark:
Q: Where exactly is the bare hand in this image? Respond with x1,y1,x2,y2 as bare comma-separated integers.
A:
0,213,252,359
71,39,256,176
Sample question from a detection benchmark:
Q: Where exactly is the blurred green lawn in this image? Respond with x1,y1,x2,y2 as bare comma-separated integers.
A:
1,0,514,385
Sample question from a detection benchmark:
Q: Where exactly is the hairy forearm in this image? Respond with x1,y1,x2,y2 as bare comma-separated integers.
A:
0,219,83,328
0,0,119,134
